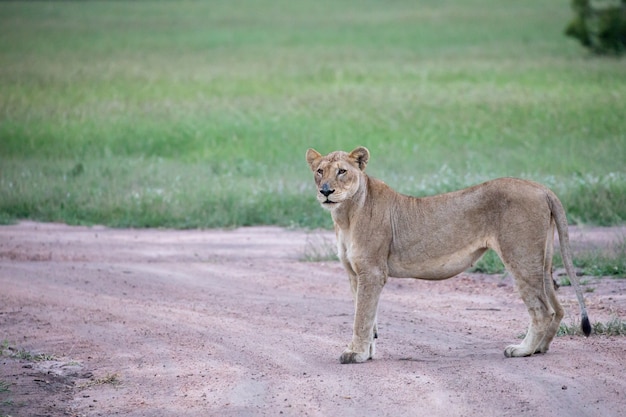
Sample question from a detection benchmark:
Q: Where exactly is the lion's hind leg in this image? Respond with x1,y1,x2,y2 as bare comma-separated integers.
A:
497,242,557,358
533,277,564,354
503,272,557,358
534,223,564,354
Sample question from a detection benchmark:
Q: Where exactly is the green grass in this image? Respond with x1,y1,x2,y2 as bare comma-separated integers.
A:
1,340,55,362
469,250,506,274
558,317,626,336
0,380,10,412
553,235,626,278
570,237,626,277
1,1,625,228
519,317,626,338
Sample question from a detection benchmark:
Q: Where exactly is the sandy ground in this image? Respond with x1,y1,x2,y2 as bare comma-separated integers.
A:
1,221,626,417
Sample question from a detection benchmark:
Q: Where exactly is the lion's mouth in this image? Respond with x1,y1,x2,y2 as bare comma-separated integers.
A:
323,199,337,205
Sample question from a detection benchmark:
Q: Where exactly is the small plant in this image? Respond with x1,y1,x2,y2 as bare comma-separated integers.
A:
0,379,12,416
301,233,338,262
0,341,55,362
559,275,572,287
593,317,626,335
0,340,8,355
565,0,626,55
558,317,626,336
10,348,55,362
0,380,10,393
78,373,121,390
557,321,583,336
518,317,626,338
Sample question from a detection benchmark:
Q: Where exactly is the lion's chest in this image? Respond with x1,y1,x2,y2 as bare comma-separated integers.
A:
336,229,352,264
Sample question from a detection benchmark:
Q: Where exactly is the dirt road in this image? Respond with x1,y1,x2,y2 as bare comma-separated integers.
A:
1,222,625,416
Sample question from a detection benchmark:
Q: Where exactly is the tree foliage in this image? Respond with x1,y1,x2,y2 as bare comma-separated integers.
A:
565,0,626,55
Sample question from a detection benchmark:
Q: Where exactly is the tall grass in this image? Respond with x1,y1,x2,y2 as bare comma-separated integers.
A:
1,1,625,228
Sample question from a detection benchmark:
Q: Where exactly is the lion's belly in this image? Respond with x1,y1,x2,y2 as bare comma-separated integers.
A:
387,247,488,280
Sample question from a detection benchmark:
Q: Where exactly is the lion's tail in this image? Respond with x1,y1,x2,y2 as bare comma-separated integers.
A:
548,191,592,337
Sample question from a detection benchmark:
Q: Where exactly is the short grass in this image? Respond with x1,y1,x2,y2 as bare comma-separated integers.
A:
558,317,626,336
1,1,625,228
0,340,55,362
518,317,626,338
78,373,121,390
0,379,11,417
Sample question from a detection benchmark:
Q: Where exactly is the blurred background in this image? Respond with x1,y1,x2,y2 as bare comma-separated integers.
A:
1,0,624,228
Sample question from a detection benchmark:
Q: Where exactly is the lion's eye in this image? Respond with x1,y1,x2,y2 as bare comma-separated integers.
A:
338,169,347,175
316,169,323,176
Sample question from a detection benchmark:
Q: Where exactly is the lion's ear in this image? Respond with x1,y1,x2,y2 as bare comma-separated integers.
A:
306,148,322,170
349,147,370,171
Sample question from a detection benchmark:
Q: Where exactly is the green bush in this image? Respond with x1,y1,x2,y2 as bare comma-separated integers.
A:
565,0,626,54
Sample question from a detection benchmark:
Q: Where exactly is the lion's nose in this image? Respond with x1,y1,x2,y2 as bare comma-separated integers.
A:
320,183,335,197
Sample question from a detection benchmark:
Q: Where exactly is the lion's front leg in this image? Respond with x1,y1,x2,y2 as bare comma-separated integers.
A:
347,271,378,360
340,271,386,364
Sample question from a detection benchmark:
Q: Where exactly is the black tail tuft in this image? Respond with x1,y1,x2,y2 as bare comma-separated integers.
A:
582,315,592,337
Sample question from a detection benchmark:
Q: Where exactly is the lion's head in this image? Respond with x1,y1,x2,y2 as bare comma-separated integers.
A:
305,146,370,210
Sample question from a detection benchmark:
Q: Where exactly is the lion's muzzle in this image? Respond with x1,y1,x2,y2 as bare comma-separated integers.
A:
320,183,335,197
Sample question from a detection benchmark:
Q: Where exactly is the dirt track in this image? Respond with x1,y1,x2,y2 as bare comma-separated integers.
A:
1,222,625,416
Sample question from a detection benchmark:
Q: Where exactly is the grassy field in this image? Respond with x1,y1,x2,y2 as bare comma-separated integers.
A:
1,0,625,228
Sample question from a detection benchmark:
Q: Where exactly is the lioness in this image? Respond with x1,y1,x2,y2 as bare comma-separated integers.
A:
306,146,591,364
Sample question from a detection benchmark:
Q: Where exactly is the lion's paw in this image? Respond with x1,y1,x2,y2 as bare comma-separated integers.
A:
504,344,534,358
339,342,375,364
339,350,370,364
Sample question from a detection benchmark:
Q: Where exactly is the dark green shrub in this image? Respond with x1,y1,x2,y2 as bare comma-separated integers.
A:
565,0,626,55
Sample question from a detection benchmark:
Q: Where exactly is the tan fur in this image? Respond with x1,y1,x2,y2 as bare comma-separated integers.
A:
306,146,590,364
